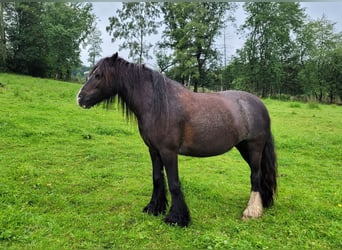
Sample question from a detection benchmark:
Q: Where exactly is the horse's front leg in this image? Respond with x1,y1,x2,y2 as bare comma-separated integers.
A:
161,150,190,227
143,148,167,216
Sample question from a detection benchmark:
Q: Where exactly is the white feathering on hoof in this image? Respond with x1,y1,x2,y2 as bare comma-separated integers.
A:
242,191,263,220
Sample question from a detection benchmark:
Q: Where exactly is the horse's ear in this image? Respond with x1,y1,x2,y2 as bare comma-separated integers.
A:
111,52,118,61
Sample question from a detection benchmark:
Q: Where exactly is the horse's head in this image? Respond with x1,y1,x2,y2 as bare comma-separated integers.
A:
77,53,118,109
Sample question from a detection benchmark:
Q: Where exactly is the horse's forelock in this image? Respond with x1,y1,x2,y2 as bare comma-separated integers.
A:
92,58,114,88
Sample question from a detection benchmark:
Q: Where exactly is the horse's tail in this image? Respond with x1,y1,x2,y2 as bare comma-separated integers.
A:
260,131,277,208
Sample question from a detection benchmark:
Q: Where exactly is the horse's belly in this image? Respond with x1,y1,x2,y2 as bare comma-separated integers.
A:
178,127,237,157
177,96,247,157
178,144,233,157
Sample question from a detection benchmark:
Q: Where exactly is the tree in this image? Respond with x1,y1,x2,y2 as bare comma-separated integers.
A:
2,2,95,79
237,2,305,97
155,49,173,73
297,16,342,102
85,22,103,67
44,2,95,79
0,2,6,71
5,2,47,76
325,47,342,102
106,2,161,64
160,2,234,92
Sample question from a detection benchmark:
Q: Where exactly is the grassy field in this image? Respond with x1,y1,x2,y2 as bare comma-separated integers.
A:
0,73,341,249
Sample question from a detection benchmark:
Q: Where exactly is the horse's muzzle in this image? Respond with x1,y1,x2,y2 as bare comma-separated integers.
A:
77,93,91,109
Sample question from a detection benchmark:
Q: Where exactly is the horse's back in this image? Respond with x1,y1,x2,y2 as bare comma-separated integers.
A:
219,90,271,138
219,90,264,109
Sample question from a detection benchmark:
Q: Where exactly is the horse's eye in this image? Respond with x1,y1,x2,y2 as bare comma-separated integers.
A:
95,73,101,79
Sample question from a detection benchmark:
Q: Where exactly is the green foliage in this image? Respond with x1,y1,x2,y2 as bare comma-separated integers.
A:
0,73,341,249
43,3,95,80
298,17,342,102
307,101,320,109
160,2,234,92
106,2,161,64
0,3,6,71
236,2,305,97
1,2,95,80
234,3,342,102
84,22,103,67
1,2,341,103
101,2,341,102
5,3,46,76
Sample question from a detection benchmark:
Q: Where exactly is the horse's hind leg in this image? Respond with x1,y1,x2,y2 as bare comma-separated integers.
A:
143,149,167,216
236,140,264,219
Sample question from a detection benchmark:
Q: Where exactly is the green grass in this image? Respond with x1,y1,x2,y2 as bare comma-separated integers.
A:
0,73,341,249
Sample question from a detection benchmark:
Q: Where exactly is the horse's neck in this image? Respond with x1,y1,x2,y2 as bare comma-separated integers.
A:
117,75,154,120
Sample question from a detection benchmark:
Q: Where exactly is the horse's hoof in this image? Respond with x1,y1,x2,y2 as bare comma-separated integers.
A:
242,205,263,220
143,203,166,216
242,191,263,220
164,213,190,227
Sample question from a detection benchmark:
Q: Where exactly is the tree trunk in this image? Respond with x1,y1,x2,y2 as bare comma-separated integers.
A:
193,80,198,92
0,3,6,71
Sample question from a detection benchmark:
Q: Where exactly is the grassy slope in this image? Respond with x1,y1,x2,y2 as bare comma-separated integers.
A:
0,73,341,249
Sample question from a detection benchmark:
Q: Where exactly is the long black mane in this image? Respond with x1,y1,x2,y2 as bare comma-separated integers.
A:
91,56,169,120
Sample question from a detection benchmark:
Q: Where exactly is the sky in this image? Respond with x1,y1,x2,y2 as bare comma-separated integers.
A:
80,2,342,68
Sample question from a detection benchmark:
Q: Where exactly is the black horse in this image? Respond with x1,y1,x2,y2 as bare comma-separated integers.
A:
77,53,277,227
